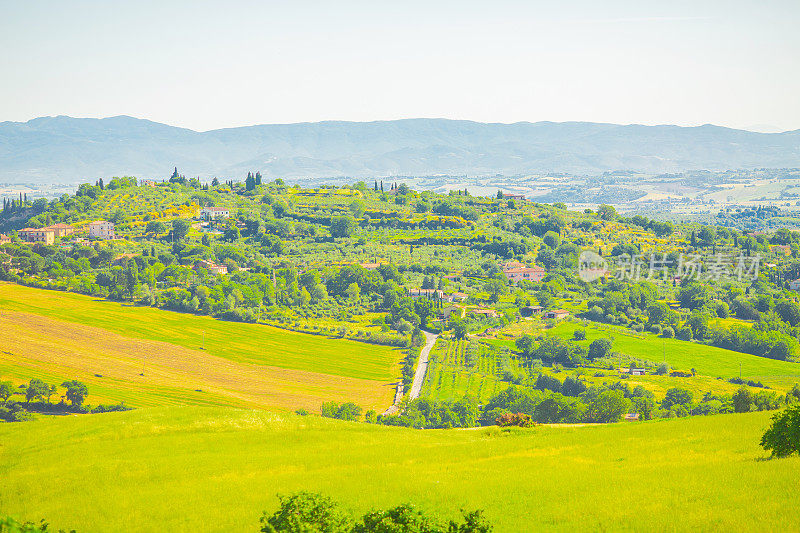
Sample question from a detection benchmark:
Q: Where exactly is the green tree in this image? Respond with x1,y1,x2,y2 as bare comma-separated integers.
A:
25,379,49,404
586,390,628,423
596,204,618,221
451,320,468,340
124,259,139,299
732,386,753,413
662,388,693,409
760,404,800,458
349,198,366,218
543,231,560,249
145,220,166,234
0,381,13,403
587,338,613,360
61,380,88,407
330,216,356,238
171,218,191,241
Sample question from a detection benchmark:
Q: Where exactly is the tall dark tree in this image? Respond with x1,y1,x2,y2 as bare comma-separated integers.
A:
171,167,179,179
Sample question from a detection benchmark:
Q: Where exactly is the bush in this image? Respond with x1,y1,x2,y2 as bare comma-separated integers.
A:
573,329,586,341
661,326,675,338
761,404,800,458
676,326,693,341
669,370,692,378
294,408,309,416
656,363,670,375
495,412,533,427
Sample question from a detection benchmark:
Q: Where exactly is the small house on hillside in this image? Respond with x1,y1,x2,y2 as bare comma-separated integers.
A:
200,207,231,220
195,260,228,276
501,261,546,284
87,221,115,240
0,234,10,244
624,413,640,422
520,305,543,317
45,223,74,238
471,308,500,319
790,279,800,292
19,227,55,245
544,309,569,320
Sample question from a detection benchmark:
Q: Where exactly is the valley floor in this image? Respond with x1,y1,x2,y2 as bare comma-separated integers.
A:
0,407,797,532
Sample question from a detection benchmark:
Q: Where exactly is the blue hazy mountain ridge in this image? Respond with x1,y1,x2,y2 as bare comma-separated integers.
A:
0,115,799,183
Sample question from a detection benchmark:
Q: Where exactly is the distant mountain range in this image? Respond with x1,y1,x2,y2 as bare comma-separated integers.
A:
1,115,799,183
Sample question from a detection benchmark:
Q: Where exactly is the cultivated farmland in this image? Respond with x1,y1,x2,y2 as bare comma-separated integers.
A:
0,283,402,411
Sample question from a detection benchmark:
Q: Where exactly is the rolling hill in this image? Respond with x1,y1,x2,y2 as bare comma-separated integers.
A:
1,116,799,183
0,407,796,532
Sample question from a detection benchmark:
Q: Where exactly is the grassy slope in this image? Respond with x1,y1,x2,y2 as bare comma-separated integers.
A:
496,319,800,391
0,283,401,410
0,408,797,532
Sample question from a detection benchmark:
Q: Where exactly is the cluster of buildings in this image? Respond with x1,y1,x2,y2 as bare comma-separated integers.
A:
12,221,115,245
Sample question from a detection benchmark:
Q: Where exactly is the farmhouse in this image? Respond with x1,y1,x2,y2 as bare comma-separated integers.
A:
19,227,55,245
471,308,500,318
0,234,11,244
790,279,800,292
449,292,468,302
45,223,74,238
503,265,546,284
624,413,640,422
504,193,527,201
195,260,228,276
201,207,231,219
520,305,543,317
544,309,569,319
88,220,115,240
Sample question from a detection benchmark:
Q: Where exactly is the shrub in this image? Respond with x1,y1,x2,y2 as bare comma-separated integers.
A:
656,363,670,375
661,326,675,338
573,329,586,341
669,370,692,378
495,412,533,427
294,408,309,416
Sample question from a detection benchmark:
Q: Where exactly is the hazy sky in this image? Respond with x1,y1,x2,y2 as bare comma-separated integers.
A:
2,0,798,132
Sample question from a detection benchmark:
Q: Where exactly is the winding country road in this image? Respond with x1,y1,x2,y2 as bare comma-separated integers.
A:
408,331,438,400
383,331,438,415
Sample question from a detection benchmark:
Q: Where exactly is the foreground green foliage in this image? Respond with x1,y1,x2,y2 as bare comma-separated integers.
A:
260,492,491,533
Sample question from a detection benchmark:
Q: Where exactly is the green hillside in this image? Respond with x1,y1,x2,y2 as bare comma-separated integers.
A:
0,407,797,532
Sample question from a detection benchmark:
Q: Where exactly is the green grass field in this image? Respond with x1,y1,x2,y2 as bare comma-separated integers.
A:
0,283,402,411
513,319,800,391
0,407,797,532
